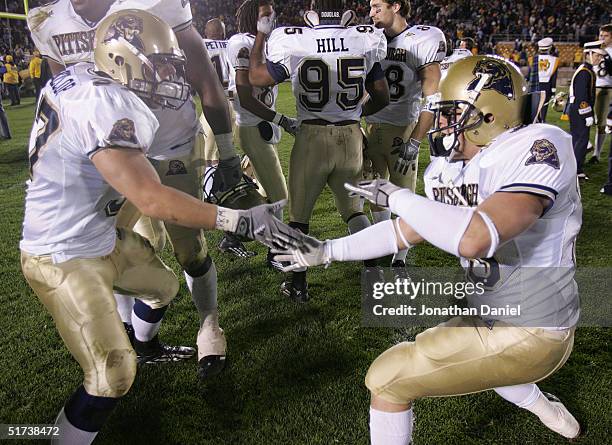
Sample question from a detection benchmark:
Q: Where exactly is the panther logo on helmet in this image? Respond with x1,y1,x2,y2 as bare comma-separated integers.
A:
104,14,145,51
467,58,515,100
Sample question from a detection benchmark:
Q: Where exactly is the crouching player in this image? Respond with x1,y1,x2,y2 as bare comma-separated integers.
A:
273,56,582,443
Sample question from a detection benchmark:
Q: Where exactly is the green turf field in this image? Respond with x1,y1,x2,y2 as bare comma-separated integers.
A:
0,84,610,444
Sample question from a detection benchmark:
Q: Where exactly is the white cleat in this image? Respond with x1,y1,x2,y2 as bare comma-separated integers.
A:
540,393,581,440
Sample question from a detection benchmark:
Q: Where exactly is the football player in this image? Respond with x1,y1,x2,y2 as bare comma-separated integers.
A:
223,0,294,266
27,0,243,376
21,11,303,444
440,37,473,80
273,56,582,443
365,0,446,270
591,24,612,163
195,17,233,170
248,0,390,302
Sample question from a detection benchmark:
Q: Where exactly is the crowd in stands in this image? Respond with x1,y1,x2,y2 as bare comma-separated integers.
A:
0,0,609,73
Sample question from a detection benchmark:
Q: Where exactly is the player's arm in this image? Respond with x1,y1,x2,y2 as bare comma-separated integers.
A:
175,26,236,156
248,31,278,87
92,148,303,247
362,63,390,116
236,69,276,121
409,63,441,141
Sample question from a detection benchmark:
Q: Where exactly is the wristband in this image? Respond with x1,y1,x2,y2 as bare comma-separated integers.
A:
215,207,239,232
215,133,235,160
478,211,499,258
272,112,283,125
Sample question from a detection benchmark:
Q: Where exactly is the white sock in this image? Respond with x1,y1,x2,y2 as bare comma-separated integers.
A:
369,407,413,445
184,263,218,326
495,385,559,423
594,133,607,158
132,310,162,342
372,209,391,224
113,293,135,324
52,408,98,445
347,213,371,234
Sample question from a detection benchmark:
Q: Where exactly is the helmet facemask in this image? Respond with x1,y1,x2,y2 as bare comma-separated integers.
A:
428,100,484,157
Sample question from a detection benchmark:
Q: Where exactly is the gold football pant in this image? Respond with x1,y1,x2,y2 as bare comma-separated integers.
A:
365,316,574,404
21,229,178,398
594,88,611,133
365,122,418,191
236,125,288,203
289,123,364,224
115,151,209,275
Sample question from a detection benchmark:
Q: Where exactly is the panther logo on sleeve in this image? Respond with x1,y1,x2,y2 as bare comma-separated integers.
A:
468,58,515,100
525,139,560,169
104,14,145,51
107,118,140,146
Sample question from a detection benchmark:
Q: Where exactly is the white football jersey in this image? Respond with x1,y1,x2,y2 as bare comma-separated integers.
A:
266,24,386,123
595,46,612,88
440,48,472,80
424,124,582,327
537,54,559,83
204,39,231,93
366,25,446,126
27,0,197,160
227,33,279,126
20,63,158,263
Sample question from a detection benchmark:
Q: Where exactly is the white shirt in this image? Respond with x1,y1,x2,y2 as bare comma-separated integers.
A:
266,24,386,124
440,48,473,81
21,63,158,263
424,124,582,327
595,46,612,88
204,38,231,93
366,24,446,126
227,33,279,127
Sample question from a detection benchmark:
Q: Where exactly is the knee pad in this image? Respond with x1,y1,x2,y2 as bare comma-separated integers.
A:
182,253,213,278
84,347,137,398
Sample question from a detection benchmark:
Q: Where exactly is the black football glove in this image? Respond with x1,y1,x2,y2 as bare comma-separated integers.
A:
211,155,241,195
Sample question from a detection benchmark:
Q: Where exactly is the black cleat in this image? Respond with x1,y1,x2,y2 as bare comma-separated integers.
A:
219,233,257,258
198,355,227,380
577,173,589,182
123,322,135,347
134,335,196,364
391,260,410,281
601,186,612,196
281,280,310,303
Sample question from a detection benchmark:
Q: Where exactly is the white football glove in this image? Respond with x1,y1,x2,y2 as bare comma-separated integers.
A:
585,116,594,127
272,235,332,272
231,200,307,250
391,138,420,175
278,115,299,136
257,11,276,36
605,118,612,134
344,179,403,209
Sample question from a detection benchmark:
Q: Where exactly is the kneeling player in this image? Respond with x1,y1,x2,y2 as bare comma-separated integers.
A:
20,11,305,444
273,56,582,442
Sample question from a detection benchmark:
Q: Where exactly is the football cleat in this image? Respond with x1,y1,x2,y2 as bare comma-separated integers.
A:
391,260,411,281
197,311,227,380
601,186,612,196
123,322,135,347
577,173,589,182
218,233,257,258
281,280,310,303
133,335,196,364
539,392,581,440
587,156,599,164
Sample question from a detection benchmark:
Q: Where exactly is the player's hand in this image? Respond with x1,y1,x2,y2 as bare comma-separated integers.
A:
235,200,307,250
605,118,612,134
278,115,299,136
585,116,594,127
344,179,403,208
257,11,276,36
392,138,420,175
272,236,332,272
212,155,241,194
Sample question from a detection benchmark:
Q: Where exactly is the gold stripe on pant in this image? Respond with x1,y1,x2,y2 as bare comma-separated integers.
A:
289,123,364,224
20,229,178,398
365,316,574,404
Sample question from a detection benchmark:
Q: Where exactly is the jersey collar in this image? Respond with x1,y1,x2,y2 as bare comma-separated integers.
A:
384,24,410,43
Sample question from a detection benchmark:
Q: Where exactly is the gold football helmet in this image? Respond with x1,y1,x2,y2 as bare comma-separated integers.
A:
428,55,528,156
94,9,190,109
